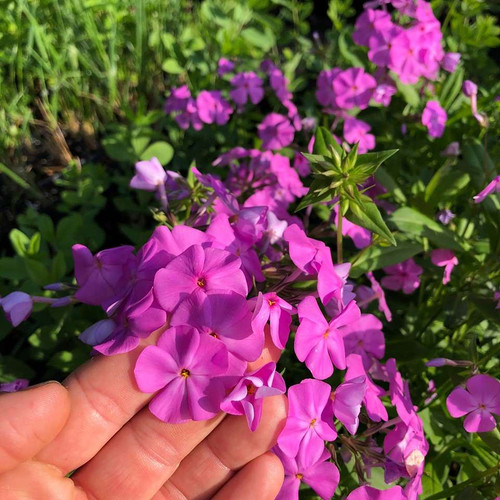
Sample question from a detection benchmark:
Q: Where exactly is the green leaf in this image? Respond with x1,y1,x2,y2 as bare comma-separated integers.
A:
354,149,399,176
0,257,27,280
24,259,51,286
394,76,420,107
440,67,464,110
51,253,67,280
162,58,184,74
9,229,30,256
350,241,423,278
0,162,30,189
140,141,174,165
241,27,275,50
348,197,396,246
313,127,343,158
27,232,41,256
375,166,407,203
425,164,470,207
389,207,465,251
478,428,500,454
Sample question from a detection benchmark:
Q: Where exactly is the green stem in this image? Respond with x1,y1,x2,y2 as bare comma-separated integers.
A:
337,204,343,264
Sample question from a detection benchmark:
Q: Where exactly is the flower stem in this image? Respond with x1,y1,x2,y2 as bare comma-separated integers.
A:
337,204,343,264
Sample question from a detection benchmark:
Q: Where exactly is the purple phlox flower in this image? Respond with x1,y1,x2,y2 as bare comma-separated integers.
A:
251,292,295,350
430,249,458,284
277,379,337,460
283,223,327,275
79,318,116,346
217,58,234,77
154,244,248,313
174,98,203,131
368,25,402,67
196,90,233,125
268,66,293,104
441,142,460,157
352,9,393,47
441,52,461,73
295,296,360,380
422,100,447,138
346,354,388,422
473,175,500,203
436,208,455,225
293,152,311,177
230,71,264,106
365,272,392,322
381,259,422,295
130,157,167,192
316,68,342,108
263,210,288,246
343,118,376,154
72,244,136,308
274,445,340,500
446,374,500,433
258,113,295,150
0,292,33,327
346,485,406,500
341,314,385,369
333,68,377,110
373,82,397,107
268,153,307,198
283,99,302,130
495,291,500,309
388,30,423,85
134,326,228,423
164,85,191,113
220,362,286,431
0,379,29,393
386,358,417,424
330,376,366,434
205,213,265,285
171,290,263,362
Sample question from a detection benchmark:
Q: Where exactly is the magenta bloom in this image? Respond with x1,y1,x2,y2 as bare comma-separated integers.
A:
174,98,203,131
346,485,406,500
315,68,342,108
341,314,385,370
388,31,423,84
257,113,295,150
473,175,500,203
446,374,500,433
196,90,233,125
251,292,295,350
368,26,402,67
295,297,360,380
230,72,264,106
422,100,447,138
442,52,461,73
352,9,393,47
366,271,392,322
381,259,423,295
343,117,375,153
170,291,262,362
154,244,248,312
220,362,286,431
332,68,377,110
130,157,166,191
345,354,388,422
72,244,136,307
0,292,33,327
277,379,337,460
164,85,191,113
0,378,29,393
331,376,366,434
430,249,458,284
134,326,228,423
217,58,234,76
373,82,397,107
274,445,340,500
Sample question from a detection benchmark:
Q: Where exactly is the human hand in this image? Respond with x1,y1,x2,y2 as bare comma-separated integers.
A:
0,333,287,499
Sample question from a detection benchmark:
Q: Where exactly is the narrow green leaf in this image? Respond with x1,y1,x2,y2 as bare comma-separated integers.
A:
355,149,399,174
349,198,396,246
9,229,30,256
313,126,343,158
0,162,30,189
425,164,470,207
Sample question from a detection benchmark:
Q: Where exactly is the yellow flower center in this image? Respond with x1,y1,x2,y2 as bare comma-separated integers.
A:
180,368,190,378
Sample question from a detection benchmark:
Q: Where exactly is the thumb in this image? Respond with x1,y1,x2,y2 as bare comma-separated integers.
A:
0,381,70,474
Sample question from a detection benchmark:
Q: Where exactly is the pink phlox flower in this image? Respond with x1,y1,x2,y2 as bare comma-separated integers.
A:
366,271,393,321
441,52,461,73
263,210,288,246
72,244,136,308
331,375,366,434
293,152,311,177
346,354,388,422
430,249,458,284
446,374,500,433
352,9,393,47
164,85,191,113
274,445,340,500
192,166,239,212
495,291,500,309
295,296,359,380
388,30,423,84
0,378,30,393
473,175,500,203
277,379,338,460
251,292,295,350
258,113,295,150
316,68,342,108
269,153,307,199
220,362,286,431
217,58,235,77
386,358,417,424
196,90,233,125
174,98,203,130
0,291,33,327
268,66,293,103
134,326,228,423
373,82,397,107
284,224,325,275
154,244,248,312
343,117,376,154
342,314,385,369
346,485,406,500
332,68,377,110
130,157,166,192
230,71,264,106
170,288,263,362
368,25,403,67
422,100,447,138
381,259,422,295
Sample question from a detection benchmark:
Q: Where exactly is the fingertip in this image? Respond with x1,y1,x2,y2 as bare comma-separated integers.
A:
261,451,285,487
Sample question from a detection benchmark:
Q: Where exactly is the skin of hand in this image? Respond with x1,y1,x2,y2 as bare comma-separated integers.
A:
0,331,287,500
